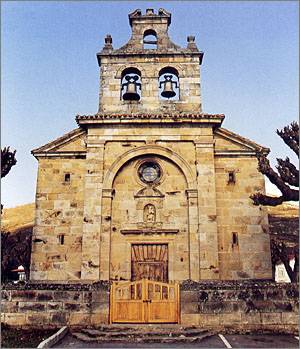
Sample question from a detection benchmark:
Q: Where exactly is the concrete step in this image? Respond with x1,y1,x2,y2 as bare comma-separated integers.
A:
81,327,209,338
80,324,199,333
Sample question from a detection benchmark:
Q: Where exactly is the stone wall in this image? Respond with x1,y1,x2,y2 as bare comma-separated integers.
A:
2,281,298,333
1,283,109,328
180,281,299,333
215,155,271,280
30,158,86,281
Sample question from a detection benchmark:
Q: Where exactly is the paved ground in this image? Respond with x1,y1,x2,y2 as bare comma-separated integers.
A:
54,333,299,348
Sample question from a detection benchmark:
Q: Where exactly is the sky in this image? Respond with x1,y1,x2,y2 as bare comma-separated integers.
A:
1,1,299,208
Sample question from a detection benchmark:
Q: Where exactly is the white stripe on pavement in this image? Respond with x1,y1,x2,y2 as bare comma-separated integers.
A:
218,334,232,348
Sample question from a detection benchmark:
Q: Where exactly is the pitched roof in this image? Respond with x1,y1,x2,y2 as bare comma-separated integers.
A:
215,127,270,153
31,128,86,154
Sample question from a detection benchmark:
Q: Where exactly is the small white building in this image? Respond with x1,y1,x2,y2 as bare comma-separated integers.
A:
275,258,295,283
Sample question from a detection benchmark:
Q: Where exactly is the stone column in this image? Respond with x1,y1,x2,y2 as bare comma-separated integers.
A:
81,138,105,280
195,140,219,279
186,189,200,281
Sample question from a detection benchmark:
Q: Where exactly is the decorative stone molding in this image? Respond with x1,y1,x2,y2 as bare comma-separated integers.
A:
195,142,214,149
102,145,196,189
120,229,179,235
32,151,86,158
102,189,115,199
76,112,224,123
215,150,257,157
134,186,165,198
185,189,198,199
86,138,105,148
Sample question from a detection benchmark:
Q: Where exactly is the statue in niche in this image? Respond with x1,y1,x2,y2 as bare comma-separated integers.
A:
144,204,156,223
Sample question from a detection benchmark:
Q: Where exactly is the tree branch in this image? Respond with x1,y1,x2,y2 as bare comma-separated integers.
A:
256,153,294,196
251,193,285,206
293,249,299,282
277,121,299,156
276,157,299,187
1,147,17,178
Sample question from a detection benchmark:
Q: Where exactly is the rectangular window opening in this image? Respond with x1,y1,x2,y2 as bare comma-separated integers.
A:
228,171,236,184
232,232,238,248
64,173,71,182
58,234,64,245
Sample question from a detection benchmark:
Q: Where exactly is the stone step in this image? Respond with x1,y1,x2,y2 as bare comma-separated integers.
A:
72,331,213,344
81,327,208,338
82,325,198,333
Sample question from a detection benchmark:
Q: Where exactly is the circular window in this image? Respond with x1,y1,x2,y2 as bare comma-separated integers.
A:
138,162,161,184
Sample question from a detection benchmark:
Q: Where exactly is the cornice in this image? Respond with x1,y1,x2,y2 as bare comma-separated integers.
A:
76,113,225,126
32,151,86,159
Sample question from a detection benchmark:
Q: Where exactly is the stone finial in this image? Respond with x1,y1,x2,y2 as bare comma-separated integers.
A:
129,8,171,26
158,8,171,18
129,9,142,17
146,9,154,15
104,34,113,50
187,35,198,51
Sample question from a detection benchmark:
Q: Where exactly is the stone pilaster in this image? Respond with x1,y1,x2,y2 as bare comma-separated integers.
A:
99,189,114,280
186,189,199,281
195,140,219,279
81,138,105,280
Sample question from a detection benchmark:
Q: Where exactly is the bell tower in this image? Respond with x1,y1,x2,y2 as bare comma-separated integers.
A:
97,8,203,113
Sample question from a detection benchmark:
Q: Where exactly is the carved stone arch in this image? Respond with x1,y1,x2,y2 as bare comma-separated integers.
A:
115,64,147,79
103,145,196,190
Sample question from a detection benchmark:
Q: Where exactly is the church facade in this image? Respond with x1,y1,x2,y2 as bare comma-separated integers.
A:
30,8,272,283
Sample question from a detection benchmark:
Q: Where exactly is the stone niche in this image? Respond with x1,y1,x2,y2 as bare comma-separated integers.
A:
134,185,165,231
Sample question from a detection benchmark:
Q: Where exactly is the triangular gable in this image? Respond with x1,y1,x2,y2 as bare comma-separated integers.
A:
214,127,269,154
32,128,86,155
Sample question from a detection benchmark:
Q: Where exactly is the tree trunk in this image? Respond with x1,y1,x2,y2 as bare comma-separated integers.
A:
271,262,276,281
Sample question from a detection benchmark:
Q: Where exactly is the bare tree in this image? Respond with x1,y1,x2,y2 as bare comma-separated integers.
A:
251,121,298,206
251,122,299,282
1,147,17,213
1,146,17,178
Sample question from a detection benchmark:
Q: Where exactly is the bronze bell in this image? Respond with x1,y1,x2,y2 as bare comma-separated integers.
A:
160,75,177,99
122,75,141,101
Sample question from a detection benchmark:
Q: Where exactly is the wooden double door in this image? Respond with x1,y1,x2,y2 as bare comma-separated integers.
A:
131,244,168,282
110,243,179,323
110,278,179,323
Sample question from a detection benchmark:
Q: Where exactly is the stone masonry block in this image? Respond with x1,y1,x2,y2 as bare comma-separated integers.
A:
261,312,282,325
281,312,299,325
68,312,91,326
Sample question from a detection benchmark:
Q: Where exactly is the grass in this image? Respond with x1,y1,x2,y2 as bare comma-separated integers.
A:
1,203,35,233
